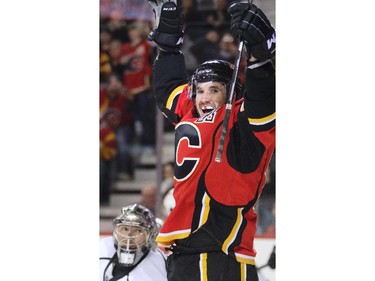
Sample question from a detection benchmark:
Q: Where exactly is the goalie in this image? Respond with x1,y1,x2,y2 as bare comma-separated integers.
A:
147,0,275,280
99,204,167,280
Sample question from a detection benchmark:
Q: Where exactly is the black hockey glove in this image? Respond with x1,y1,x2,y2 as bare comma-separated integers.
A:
228,1,275,62
147,0,184,53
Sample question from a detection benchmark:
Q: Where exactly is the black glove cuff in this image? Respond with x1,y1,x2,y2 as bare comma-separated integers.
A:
155,31,183,46
247,61,274,79
158,45,182,54
247,59,272,69
158,48,182,56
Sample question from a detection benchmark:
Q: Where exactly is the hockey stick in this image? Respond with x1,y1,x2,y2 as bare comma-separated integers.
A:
214,40,244,162
215,0,254,163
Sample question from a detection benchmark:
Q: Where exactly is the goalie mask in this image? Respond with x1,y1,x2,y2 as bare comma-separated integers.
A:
188,60,242,102
112,204,159,267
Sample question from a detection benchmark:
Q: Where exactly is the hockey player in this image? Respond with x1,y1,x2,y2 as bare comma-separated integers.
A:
99,204,167,281
147,0,275,280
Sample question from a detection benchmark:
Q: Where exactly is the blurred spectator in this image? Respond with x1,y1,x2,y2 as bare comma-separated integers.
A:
101,10,130,43
190,30,221,64
100,0,155,23
190,30,241,69
183,0,203,24
218,32,237,62
100,74,136,182
107,39,124,79
204,0,232,33
160,161,175,219
137,162,175,220
183,0,210,41
180,34,199,77
160,161,174,195
139,183,157,214
99,110,117,206
161,185,175,220
100,25,114,86
100,49,112,85
119,20,156,155
100,27,113,53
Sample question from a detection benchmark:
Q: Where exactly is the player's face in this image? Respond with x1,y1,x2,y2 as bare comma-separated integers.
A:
115,224,147,249
195,81,227,117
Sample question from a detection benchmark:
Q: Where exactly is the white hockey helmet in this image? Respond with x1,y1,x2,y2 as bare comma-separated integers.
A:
112,204,159,267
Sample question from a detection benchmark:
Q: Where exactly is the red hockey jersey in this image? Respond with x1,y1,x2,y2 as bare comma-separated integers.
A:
153,53,275,264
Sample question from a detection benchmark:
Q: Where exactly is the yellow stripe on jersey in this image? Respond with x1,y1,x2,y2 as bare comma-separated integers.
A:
240,102,245,112
240,263,246,281
239,102,276,126
235,253,256,265
199,253,208,281
248,112,276,125
156,229,191,245
197,193,210,228
166,84,187,110
222,208,244,254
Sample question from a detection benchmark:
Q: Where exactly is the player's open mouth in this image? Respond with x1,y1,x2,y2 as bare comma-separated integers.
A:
201,106,214,114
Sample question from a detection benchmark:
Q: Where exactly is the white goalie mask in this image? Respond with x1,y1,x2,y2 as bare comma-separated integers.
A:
112,204,159,267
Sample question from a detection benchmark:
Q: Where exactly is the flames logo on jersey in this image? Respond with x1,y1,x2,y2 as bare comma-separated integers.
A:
196,109,216,123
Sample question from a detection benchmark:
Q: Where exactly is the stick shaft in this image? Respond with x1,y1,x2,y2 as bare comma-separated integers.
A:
215,40,244,163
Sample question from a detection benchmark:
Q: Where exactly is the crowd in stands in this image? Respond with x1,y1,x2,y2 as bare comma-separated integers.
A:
99,0,275,237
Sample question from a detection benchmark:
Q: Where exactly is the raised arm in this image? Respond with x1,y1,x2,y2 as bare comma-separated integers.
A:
229,1,276,131
147,0,189,123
